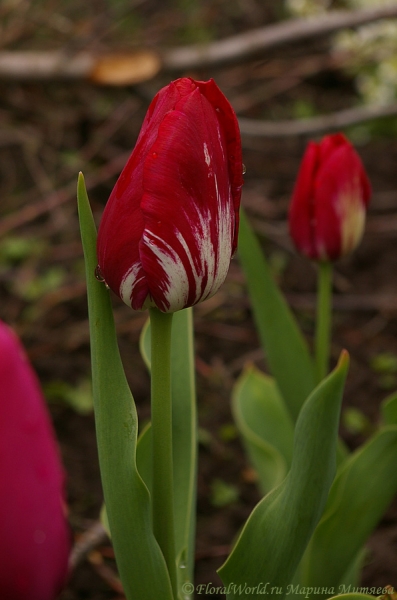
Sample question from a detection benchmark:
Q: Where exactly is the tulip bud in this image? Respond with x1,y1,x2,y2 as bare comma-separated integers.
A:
97,77,243,313
288,133,371,261
0,321,70,600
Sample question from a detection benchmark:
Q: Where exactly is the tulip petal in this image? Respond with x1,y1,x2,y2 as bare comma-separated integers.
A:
196,79,243,251
314,144,370,260
139,88,235,312
289,133,371,262
0,322,70,600
97,81,189,309
97,78,243,312
289,141,319,259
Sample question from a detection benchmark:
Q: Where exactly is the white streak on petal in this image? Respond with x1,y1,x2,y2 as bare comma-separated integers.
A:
204,143,211,167
175,230,203,304
216,128,226,161
180,172,233,303
120,262,144,307
143,230,190,312
142,124,235,311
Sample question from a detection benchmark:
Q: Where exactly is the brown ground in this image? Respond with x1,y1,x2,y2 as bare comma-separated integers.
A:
1,1,397,598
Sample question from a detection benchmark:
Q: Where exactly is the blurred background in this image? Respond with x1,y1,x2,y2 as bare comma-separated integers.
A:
2,0,397,597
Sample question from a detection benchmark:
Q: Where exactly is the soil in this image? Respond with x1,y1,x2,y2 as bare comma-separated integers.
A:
1,1,397,598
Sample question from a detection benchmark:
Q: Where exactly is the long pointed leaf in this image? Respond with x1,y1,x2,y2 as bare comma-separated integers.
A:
299,425,397,596
218,351,349,600
77,173,173,600
238,208,315,421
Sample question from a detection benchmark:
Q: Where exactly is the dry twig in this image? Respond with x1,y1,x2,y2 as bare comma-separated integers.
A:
1,6,397,81
163,5,397,70
239,103,397,139
69,520,108,570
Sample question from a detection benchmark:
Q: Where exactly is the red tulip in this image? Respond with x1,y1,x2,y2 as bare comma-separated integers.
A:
0,321,70,600
288,133,371,261
97,77,243,313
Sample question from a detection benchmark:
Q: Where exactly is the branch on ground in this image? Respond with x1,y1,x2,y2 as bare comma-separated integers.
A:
1,5,397,82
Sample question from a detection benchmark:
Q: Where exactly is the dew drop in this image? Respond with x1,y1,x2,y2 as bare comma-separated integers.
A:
242,164,246,175
95,265,105,282
95,265,110,289
152,151,158,158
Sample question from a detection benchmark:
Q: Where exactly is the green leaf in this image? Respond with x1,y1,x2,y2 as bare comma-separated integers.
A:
299,425,397,597
232,366,294,493
336,548,367,591
381,391,397,426
237,208,315,421
44,378,93,414
77,173,173,600
218,351,349,600
210,478,239,507
137,308,197,597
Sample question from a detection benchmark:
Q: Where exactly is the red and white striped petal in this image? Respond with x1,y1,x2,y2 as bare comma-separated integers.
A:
137,89,235,312
288,133,371,262
97,78,243,312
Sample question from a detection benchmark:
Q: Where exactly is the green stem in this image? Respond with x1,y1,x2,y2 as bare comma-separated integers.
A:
149,307,177,598
315,261,333,384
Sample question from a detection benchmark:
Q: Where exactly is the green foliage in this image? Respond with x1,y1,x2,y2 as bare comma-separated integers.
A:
237,208,315,421
342,407,373,436
381,392,397,426
0,236,45,265
77,173,173,600
210,479,239,508
371,352,397,390
218,422,239,442
232,366,294,494
299,426,397,597
218,353,349,599
292,99,318,119
138,308,197,597
14,267,66,302
44,378,93,414
234,209,397,599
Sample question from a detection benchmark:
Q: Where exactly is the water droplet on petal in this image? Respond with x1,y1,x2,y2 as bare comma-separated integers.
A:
152,152,158,158
95,265,105,282
242,164,246,175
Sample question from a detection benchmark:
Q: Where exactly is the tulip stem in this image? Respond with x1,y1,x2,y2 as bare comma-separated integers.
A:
315,261,333,384
149,307,177,598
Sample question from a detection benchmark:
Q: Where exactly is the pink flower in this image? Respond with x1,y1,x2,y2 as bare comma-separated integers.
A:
97,77,243,312
288,133,371,261
0,321,70,600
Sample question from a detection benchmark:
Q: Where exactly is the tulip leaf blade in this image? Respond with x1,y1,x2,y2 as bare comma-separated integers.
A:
238,208,315,421
299,424,397,596
77,173,174,600
232,365,294,494
138,308,197,595
218,351,349,599
381,391,397,426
